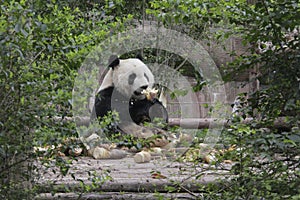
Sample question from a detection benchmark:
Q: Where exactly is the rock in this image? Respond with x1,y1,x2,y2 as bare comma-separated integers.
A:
134,151,151,163
150,147,163,155
110,149,128,159
85,133,101,143
89,147,110,159
88,147,127,160
82,133,101,150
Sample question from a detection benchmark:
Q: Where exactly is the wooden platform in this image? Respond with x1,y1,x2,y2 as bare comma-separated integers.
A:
35,156,233,199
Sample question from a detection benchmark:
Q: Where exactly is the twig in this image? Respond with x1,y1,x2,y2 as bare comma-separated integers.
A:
28,47,46,67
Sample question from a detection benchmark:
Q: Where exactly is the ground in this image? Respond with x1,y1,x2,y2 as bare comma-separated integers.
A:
35,154,233,200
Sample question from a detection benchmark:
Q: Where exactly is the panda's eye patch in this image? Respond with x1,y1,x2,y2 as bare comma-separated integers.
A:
144,73,149,82
128,73,137,85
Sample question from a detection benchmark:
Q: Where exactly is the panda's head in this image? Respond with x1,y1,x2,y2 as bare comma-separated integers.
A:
100,55,155,100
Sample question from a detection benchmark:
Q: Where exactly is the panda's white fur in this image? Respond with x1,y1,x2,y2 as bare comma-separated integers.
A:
98,58,155,100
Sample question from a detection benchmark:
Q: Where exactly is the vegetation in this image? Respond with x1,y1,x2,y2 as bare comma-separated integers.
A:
148,1,300,199
0,0,299,199
0,0,131,198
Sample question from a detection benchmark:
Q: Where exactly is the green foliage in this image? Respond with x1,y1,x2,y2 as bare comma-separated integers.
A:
116,133,163,150
218,123,300,199
102,114,167,150
149,0,300,199
0,0,132,198
147,0,246,39
224,0,300,120
97,111,121,138
220,1,299,197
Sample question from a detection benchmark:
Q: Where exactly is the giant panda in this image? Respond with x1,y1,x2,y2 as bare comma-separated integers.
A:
92,55,168,134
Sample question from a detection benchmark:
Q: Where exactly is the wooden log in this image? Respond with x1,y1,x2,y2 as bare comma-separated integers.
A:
52,116,295,129
168,118,227,129
169,117,294,130
35,192,202,200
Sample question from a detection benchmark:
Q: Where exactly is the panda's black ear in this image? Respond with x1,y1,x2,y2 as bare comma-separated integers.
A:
136,53,143,61
108,55,120,69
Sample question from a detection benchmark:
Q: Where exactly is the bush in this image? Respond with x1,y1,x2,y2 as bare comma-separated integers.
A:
148,0,300,199
0,0,132,198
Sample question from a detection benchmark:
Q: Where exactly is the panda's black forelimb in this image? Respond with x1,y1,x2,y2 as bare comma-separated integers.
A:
94,87,114,119
129,97,168,127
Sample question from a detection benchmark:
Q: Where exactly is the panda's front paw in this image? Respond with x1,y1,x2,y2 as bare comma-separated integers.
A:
118,122,172,148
